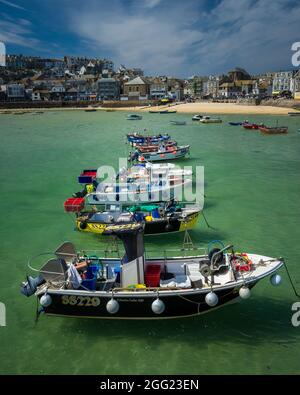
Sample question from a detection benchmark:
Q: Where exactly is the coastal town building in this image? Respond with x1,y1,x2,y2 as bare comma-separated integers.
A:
150,80,167,99
123,76,149,100
31,91,41,101
98,77,120,100
187,76,207,98
205,75,220,98
6,83,25,100
272,71,294,95
218,68,255,98
293,70,300,100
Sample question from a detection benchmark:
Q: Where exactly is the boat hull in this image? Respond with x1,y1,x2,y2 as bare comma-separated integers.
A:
258,126,288,135
37,282,257,319
87,178,192,204
76,212,199,235
138,146,190,162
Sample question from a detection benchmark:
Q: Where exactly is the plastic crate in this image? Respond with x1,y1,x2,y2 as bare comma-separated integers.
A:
64,197,85,212
78,169,97,184
145,264,161,287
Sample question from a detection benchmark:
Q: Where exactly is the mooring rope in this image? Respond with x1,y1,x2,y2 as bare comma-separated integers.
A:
283,259,300,298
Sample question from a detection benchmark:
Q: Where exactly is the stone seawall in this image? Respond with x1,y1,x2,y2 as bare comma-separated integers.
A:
237,97,300,109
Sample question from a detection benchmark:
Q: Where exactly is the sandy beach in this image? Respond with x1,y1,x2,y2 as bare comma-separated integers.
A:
0,101,298,115
112,102,295,115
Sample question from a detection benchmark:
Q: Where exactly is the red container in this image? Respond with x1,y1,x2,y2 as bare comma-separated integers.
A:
145,264,161,287
64,197,85,212
78,170,97,184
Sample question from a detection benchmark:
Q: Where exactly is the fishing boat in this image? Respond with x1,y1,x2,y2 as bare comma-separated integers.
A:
85,173,192,204
200,116,222,124
228,122,243,126
131,145,190,163
170,120,186,125
74,202,201,235
127,114,143,120
85,108,97,112
159,110,177,114
288,112,300,116
119,162,192,180
135,141,178,153
21,225,284,319
69,163,193,203
127,133,170,145
243,123,260,130
192,115,203,121
258,126,288,135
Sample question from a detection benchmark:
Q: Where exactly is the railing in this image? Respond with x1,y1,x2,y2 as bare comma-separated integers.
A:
27,246,208,273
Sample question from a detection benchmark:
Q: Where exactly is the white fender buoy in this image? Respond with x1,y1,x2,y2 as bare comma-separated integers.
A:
270,273,282,286
205,291,218,307
40,293,52,307
151,298,165,314
106,299,119,314
239,286,251,299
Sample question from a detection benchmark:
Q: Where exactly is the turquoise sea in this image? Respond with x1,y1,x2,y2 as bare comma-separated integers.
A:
0,110,300,374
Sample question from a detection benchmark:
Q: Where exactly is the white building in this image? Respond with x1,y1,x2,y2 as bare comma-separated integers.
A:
293,70,300,100
7,84,25,99
150,83,167,99
272,71,294,94
32,91,41,101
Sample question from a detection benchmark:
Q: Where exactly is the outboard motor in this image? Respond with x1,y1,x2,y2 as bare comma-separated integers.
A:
20,275,45,297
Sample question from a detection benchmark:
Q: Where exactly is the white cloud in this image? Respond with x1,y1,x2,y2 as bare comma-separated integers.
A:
0,0,26,10
0,18,40,49
68,0,203,75
144,0,162,8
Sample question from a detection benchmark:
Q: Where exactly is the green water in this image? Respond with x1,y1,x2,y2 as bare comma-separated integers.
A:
0,110,300,374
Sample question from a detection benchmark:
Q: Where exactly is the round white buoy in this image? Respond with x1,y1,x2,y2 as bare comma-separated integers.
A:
239,286,251,299
40,293,52,307
151,298,165,314
106,299,119,314
205,291,218,307
270,273,282,286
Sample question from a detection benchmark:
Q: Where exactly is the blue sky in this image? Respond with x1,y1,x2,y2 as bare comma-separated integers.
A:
0,0,299,76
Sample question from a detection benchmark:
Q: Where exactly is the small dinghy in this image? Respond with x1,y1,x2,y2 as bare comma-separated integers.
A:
200,116,222,124
258,126,288,135
170,120,186,125
127,133,170,145
85,108,97,112
21,225,284,320
127,114,142,120
192,115,203,121
229,122,243,126
159,110,177,114
75,202,201,235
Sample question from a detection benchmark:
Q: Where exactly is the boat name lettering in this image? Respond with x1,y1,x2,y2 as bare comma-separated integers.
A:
291,302,300,327
61,295,100,307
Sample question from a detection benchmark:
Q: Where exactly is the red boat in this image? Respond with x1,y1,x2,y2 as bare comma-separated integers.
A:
258,126,288,135
243,123,260,130
136,141,178,153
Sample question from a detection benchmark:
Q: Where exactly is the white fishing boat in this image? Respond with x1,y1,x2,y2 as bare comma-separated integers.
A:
86,174,192,204
200,116,222,124
21,226,285,320
127,114,143,120
117,162,192,182
192,115,203,121
170,120,186,125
